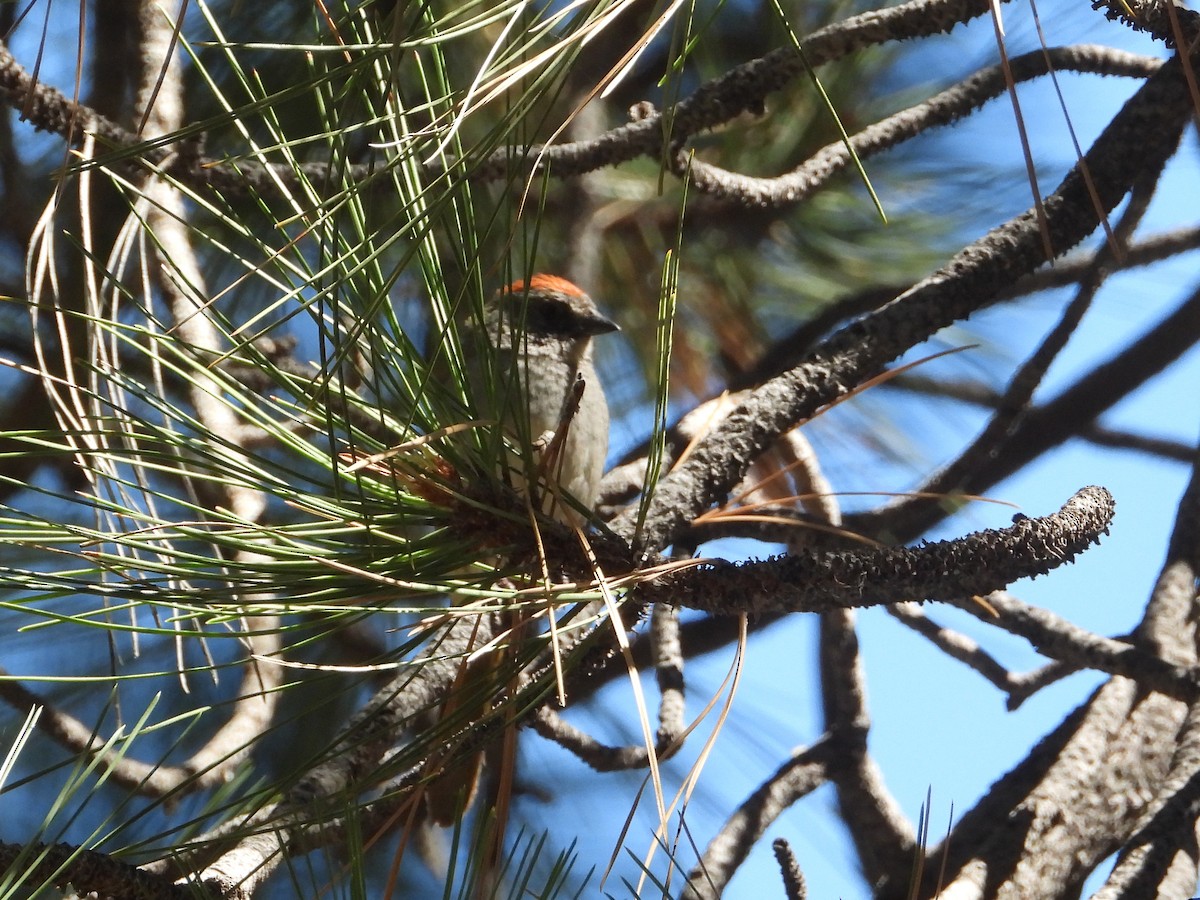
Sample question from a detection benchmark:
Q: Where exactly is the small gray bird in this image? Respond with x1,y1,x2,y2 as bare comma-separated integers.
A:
471,274,618,525
425,276,616,828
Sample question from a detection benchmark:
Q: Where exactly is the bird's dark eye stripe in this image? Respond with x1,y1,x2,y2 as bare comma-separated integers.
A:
513,296,585,335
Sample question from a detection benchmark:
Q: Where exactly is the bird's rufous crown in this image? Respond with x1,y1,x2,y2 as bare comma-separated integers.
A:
503,273,586,298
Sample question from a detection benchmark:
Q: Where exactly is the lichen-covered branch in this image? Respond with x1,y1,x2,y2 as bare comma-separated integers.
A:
649,486,1114,616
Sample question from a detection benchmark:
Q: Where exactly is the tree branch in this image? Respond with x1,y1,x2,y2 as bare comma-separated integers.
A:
649,486,1114,616
612,57,1192,554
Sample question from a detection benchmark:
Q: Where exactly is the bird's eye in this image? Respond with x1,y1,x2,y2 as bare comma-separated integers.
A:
524,297,575,335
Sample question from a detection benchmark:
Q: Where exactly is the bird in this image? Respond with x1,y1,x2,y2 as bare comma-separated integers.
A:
469,273,618,525
424,275,617,829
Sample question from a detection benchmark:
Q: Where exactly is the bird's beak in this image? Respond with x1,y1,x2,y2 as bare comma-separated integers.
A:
584,311,619,337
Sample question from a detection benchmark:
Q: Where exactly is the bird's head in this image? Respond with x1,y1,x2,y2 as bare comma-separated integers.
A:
487,274,618,343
